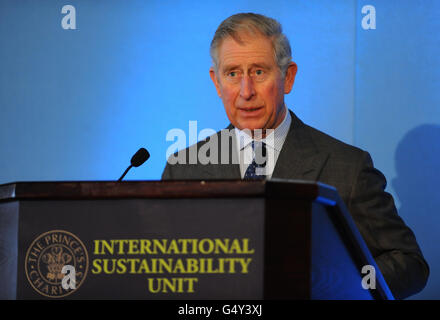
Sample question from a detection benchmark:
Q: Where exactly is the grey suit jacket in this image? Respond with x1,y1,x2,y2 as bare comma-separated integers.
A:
162,110,429,299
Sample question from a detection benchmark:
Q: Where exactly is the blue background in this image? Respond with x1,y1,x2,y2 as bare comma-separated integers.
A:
1,0,439,299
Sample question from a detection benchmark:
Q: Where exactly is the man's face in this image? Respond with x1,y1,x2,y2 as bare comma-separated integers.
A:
210,32,297,131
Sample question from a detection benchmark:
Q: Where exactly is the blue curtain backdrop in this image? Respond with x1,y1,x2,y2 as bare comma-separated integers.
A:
0,0,439,299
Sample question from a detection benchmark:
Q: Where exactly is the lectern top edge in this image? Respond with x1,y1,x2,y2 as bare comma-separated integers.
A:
0,179,336,204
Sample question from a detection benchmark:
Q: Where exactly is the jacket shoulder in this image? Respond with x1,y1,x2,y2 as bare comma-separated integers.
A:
301,121,366,159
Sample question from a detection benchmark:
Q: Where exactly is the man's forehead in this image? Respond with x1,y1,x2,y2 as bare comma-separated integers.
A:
219,31,272,50
217,33,275,69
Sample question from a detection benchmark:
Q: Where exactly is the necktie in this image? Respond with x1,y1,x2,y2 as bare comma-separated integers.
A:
244,141,267,180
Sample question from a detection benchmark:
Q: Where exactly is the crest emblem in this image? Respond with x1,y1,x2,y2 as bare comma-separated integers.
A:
25,230,88,298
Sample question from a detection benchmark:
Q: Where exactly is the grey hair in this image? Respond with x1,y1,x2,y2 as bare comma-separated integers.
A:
210,13,292,76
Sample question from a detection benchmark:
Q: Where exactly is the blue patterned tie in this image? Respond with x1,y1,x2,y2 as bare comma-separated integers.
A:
244,141,267,180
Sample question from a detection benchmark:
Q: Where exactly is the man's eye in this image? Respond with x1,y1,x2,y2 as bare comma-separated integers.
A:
228,71,238,77
255,69,264,76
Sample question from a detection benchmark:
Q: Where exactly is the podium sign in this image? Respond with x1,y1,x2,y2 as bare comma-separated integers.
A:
0,180,393,299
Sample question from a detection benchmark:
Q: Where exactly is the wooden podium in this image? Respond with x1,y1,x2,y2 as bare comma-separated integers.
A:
0,179,394,300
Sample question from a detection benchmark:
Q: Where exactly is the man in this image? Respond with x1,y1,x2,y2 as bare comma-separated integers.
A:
162,13,429,299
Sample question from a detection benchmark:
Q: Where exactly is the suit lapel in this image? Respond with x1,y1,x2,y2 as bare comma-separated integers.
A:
272,111,329,181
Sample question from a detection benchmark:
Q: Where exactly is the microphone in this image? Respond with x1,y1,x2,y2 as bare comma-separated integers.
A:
118,148,150,181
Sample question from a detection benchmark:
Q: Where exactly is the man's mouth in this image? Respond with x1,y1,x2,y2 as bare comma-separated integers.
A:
238,106,263,112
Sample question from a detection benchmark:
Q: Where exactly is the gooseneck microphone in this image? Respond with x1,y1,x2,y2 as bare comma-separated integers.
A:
118,147,150,181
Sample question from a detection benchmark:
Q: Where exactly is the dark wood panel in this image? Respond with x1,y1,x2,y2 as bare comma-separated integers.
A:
264,197,311,299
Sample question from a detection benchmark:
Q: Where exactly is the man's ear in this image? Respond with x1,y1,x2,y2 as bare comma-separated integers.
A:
209,67,222,97
283,61,298,94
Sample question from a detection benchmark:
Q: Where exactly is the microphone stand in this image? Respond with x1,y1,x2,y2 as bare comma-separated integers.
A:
118,165,133,181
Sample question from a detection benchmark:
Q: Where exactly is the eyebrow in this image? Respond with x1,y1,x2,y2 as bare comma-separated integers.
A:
221,63,272,73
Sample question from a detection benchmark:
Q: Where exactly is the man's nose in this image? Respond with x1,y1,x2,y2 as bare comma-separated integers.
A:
239,75,256,100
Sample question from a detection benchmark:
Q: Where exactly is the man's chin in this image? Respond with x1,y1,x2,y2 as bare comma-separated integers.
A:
235,120,267,132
